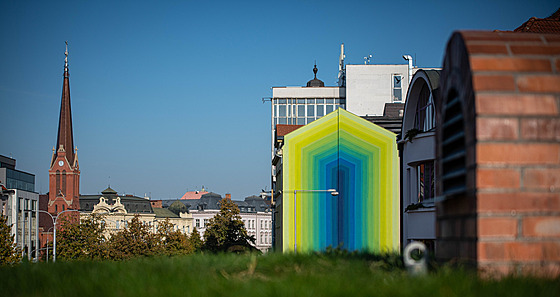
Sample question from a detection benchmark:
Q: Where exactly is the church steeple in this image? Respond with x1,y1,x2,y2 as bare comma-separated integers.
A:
53,41,76,168
48,41,80,214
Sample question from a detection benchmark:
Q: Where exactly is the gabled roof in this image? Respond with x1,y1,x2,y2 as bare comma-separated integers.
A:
180,189,209,200
514,8,560,34
101,187,117,195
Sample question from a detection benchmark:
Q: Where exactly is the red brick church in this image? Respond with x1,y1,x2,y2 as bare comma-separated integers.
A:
48,42,80,215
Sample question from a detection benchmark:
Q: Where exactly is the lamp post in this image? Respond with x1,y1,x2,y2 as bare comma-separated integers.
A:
37,209,80,262
293,189,338,252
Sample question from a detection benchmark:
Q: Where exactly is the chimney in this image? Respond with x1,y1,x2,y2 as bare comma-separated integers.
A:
225,193,231,199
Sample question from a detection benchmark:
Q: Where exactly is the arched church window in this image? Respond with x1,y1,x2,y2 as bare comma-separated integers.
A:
62,170,67,196
56,171,61,195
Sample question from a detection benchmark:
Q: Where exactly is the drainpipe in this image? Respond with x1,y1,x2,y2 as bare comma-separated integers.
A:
402,55,413,83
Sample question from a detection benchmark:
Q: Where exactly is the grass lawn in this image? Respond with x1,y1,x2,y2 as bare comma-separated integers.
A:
1,253,558,297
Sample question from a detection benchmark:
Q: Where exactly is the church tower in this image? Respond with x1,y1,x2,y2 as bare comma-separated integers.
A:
48,42,80,214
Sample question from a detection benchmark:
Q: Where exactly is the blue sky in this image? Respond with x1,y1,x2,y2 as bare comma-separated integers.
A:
0,0,557,199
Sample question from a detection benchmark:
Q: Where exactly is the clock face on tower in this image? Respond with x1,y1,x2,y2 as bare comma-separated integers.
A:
58,160,64,167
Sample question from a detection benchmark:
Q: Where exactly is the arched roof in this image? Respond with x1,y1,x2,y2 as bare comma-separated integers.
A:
401,69,441,135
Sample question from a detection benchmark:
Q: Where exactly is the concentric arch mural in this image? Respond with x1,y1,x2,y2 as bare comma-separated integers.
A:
282,108,399,253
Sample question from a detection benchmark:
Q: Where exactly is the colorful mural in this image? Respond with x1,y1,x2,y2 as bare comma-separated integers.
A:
282,108,399,253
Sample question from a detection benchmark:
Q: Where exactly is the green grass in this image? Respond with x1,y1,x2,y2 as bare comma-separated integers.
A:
1,253,558,297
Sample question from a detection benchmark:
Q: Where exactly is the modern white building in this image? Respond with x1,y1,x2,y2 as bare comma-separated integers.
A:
345,64,412,116
0,155,39,260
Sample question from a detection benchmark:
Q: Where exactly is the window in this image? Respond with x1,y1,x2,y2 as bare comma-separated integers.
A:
417,161,435,203
196,219,200,228
56,171,60,195
307,105,315,117
204,219,209,227
62,171,67,196
317,104,324,117
415,83,435,131
393,74,403,102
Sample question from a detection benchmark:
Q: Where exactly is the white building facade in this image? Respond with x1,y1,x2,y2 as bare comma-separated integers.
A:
345,64,412,116
190,207,273,252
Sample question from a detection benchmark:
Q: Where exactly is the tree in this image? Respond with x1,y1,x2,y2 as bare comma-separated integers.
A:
0,216,20,265
56,214,107,261
156,218,193,256
107,215,161,260
203,198,257,253
188,227,203,252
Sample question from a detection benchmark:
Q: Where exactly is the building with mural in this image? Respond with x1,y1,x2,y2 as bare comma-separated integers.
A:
273,108,399,253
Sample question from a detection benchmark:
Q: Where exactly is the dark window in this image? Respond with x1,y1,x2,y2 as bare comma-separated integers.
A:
415,83,435,132
56,171,60,195
62,171,67,197
417,161,435,202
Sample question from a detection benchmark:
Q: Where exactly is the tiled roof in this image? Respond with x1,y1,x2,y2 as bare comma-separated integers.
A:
514,8,560,34
276,124,303,136
180,190,209,200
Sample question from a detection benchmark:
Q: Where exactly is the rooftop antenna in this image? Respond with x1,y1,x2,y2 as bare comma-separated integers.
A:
338,43,346,87
364,54,372,64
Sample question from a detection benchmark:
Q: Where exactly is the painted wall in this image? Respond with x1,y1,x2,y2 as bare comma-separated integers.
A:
282,108,399,252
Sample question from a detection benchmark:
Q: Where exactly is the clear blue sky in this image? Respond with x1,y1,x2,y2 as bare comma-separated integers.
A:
0,0,557,199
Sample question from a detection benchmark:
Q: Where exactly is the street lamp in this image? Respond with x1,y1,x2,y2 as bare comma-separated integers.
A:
37,209,80,262
293,189,338,252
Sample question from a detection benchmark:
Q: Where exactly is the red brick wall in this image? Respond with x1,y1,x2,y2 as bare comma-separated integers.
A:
150,200,162,208
437,31,560,276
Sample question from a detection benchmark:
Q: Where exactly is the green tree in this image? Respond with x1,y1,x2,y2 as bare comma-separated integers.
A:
156,218,193,256
108,215,161,260
56,214,108,261
0,216,20,265
203,198,257,253
188,227,203,252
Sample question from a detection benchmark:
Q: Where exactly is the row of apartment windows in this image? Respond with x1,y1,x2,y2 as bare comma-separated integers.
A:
273,98,346,126
247,231,272,245
243,219,272,230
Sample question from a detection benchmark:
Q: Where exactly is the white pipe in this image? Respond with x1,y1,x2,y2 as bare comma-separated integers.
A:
403,55,413,83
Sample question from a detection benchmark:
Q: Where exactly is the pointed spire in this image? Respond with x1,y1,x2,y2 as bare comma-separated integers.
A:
64,41,69,78
53,41,75,167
